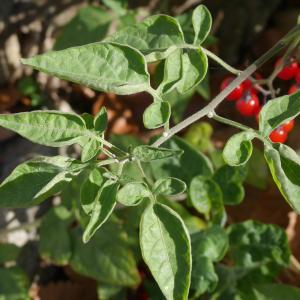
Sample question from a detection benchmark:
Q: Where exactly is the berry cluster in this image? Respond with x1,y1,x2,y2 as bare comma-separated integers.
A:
220,57,299,143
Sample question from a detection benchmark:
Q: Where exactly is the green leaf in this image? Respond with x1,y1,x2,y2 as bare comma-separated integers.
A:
151,136,213,184
0,111,87,147
0,244,21,264
70,221,140,287
39,206,72,265
183,122,214,153
191,255,218,298
153,177,186,196
0,267,29,299
259,90,300,137
83,180,119,243
0,156,85,208
97,283,126,300
22,42,150,95
223,131,257,166
81,168,104,215
81,138,101,162
192,5,212,45
189,175,222,217
140,203,191,300
227,220,290,281
157,49,182,95
106,15,185,62
245,147,269,190
94,107,108,132
176,48,208,94
249,283,300,300
103,0,127,15
196,72,210,100
133,145,183,162
163,88,194,123
117,182,151,206
158,196,206,234
190,226,228,297
264,142,300,213
192,226,228,262
54,6,113,50
214,165,245,205
143,101,171,129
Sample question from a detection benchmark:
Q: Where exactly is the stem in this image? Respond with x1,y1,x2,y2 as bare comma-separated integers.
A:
212,113,252,131
152,25,300,147
0,219,41,238
203,48,240,75
96,158,118,167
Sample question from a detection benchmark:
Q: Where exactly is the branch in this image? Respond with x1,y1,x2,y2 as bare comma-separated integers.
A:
152,25,300,147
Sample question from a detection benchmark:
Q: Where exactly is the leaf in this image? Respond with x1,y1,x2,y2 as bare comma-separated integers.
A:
0,244,21,264
0,267,29,299
103,0,127,15
81,138,101,162
94,107,108,132
190,226,228,297
39,206,72,265
227,220,290,281
54,6,113,50
163,88,194,123
189,175,222,217
151,136,213,184
70,221,140,287
191,255,218,298
106,15,185,62
133,145,183,162
249,283,300,300
83,180,119,243
97,283,126,300
264,142,300,213
117,182,151,206
223,131,257,166
259,90,300,137
140,203,191,300
245,147,269,190
192,5,212,45
183,122,214,153
176,48,208,94
157,49,182,94
159,196,206,234
192,226,228,262
153,177,186,196
213,165,245,205
22,42,150,95
0,156,85,208
81,168,104,215
143,101,171,129
0,111,87,147
196,73,210,101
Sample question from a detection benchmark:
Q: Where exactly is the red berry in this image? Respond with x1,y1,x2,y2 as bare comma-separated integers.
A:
288,83,300,95
276,57,299,80
242,73,262,94
269,127,288,143
296,70,300,83
221,77,244,101
236,92,260,117
282,119,295,133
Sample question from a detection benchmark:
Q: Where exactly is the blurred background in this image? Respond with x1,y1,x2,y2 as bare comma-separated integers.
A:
1,0,300,299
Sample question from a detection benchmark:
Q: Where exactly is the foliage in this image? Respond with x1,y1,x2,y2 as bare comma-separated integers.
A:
1,3,300,300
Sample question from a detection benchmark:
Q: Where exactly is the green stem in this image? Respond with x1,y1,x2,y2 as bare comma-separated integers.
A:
212,113,253,132
202,48,240,75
